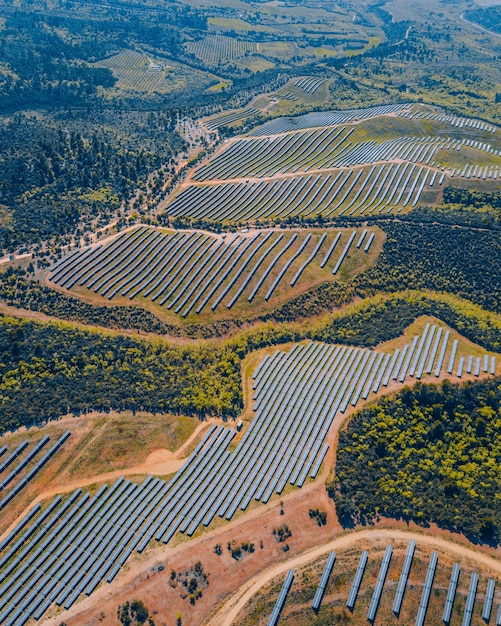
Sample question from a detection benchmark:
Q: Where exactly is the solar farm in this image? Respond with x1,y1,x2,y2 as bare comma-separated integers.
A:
0,329,496,624
48,227,378,320
168,102,501,222
186,35,258,66
245,540,501,626
6,98,501,625
0,432,70,514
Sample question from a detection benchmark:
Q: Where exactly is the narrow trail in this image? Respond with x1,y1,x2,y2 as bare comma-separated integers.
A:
460,12,501,40
207,528,501,626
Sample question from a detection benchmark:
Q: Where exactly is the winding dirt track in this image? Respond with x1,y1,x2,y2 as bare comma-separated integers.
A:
0,421,211,545
207,528,501,626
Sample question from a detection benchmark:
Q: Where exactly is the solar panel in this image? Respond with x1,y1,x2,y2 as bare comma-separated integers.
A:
461,572,478,626
367,545,392,621
415,551,437,626
483,579,495,621
312,552,336,611
392,540,415,615
0,503,41,552
347,550,368,609
268,569,294,626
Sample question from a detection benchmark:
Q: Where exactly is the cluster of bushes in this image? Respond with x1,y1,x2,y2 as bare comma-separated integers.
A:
331,378,501,544
355,222,501,314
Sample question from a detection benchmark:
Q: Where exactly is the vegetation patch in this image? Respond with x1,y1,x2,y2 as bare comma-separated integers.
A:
356,222,501,315
169,561,209,605
0,287,500,430
332,378,501,544
118,599,155,626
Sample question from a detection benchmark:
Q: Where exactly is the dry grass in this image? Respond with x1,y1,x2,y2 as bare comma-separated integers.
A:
237,538,497,625
0,411,198,535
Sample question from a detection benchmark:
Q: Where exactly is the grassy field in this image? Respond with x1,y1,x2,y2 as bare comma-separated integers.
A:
0,412,198,534
63,412,197,478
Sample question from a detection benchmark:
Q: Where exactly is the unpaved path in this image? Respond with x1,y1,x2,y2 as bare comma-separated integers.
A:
0,421,211,544
45,420,208,497
208,528,501,626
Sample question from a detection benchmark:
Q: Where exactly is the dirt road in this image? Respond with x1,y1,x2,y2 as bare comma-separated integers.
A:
207,528,501,626
0,421,211,545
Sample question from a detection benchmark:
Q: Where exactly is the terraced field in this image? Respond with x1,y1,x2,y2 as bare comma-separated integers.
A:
48,226,379,321
172,103,501,222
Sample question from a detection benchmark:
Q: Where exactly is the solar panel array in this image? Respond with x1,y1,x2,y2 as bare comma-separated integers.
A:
259,538,501,625
0,432,70,512
166,162,438,220
164,102,501,222
305,543,497,624
203,107,261,131
293,77,327,94
49,228,374,315
252,330,495,428
192,130,461,182
312,551,336,612
397,108,498,133
268,569,294,626
250,103,412,135
0,327,497,623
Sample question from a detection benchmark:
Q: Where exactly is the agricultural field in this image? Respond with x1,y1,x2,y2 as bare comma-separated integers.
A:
235,538,501,626
47,226,380,322
167,102,501,222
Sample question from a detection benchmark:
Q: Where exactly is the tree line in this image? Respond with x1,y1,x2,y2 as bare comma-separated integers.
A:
1,285,501,431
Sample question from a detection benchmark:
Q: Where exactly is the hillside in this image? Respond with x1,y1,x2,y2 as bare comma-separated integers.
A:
1,0,501,625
